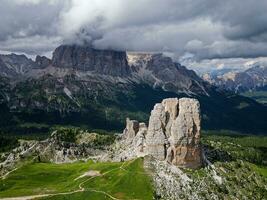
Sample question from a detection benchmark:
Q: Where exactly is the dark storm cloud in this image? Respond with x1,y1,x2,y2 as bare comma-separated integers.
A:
210,0,267,42
0,0,67,54
0,1,60,40
1,0,267,62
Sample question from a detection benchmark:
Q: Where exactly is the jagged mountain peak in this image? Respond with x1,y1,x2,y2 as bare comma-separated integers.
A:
0,45,209,95
35,55,51,69
0,53,36,78
203,64,267,92
127,52,207,95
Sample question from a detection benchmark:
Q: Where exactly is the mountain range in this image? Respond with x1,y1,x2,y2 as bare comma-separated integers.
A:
203,65,267,93
0,44,266,134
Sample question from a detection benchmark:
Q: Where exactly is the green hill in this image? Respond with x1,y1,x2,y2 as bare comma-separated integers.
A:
0,158,153,200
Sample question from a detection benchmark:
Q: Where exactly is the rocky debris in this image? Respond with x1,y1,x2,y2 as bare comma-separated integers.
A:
51,45,132,77
0,140,38,176
0,131,109,176
144,156,194,200
144,154,267,200
120,97,203,169
36,131,109,163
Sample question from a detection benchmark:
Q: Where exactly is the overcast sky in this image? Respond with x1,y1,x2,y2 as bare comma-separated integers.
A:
1,0,267,72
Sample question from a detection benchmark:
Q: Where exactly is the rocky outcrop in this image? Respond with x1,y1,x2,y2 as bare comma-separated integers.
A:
51,45,132,77
116,119,148,159
35,55,51,69
122,98,203,169
122,118,140,141
0,130,111,176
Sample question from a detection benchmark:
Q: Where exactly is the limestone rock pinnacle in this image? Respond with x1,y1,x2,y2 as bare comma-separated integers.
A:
122,97,203,169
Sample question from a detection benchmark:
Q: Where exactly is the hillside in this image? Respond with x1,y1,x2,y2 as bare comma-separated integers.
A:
1,1,267,200
0,45,267,135
0,129,266,200
0,98,266,200
241,86,267,105
0,158,154,200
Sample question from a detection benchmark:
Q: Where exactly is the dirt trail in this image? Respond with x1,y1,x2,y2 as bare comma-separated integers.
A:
0,168,18,180
0,160,139,200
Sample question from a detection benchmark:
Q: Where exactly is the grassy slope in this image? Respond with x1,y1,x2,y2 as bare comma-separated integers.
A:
1,74,267,135
0,158,153,200
202,131,267,176
0,161,90,197
0,131,266,199
251,164,267,177
242,90,267,104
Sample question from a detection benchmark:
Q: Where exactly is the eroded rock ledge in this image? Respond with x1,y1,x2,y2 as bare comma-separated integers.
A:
119,98,203,169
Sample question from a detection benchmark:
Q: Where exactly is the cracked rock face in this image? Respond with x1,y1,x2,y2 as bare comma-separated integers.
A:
52,45,131,77
122,98,203,169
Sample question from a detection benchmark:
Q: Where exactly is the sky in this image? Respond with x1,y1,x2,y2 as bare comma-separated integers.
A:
1,0,267,73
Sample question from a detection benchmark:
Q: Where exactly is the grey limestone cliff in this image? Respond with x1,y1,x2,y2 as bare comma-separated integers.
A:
121,97,203,169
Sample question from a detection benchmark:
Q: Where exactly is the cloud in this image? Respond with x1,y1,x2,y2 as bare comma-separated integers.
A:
183,57,267,74
1,0,267,65
12,0,58,5
0,35,62,55
185,40,267,60
211,0,267,42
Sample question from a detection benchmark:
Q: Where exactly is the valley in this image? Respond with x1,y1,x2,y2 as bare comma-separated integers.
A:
0,45,266,199
242,89,267,105
0,97,266,199
0,45,267,136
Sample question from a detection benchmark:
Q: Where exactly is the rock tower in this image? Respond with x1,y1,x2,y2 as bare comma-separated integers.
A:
122,98,203,169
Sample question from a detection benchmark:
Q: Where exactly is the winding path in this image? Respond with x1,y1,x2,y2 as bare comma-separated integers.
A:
0,159,139,200
0,168,18,180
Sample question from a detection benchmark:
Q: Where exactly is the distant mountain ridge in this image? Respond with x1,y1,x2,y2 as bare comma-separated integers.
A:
0,44,266,134
203,65,267,93
0,54,36,78
0,45,208,95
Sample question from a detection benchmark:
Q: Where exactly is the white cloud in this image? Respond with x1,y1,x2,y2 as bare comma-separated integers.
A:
12,0,59,5
1,0,267,70
183,57,267,74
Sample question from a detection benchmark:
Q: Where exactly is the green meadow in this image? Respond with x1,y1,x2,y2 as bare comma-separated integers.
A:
0,158,154,200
